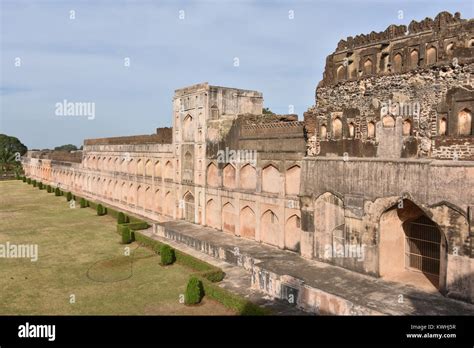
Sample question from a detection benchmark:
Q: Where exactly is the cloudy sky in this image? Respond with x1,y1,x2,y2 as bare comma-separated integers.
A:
1,0,472,149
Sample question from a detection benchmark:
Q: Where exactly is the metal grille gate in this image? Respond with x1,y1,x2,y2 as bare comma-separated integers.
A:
405,216,441,279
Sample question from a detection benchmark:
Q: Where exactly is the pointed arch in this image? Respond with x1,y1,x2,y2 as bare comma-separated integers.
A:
332,117,343,139
240,164,256,190
410,49,419,68
285,165,300,196
183,191,195,221
207,163,219,187
137,159,144,176
363,58,373,75
262,164,280,194
392,53,402,73
222,202,236,235
206,199,219,229
223,164,236,189
145,159,152,177
240,206,256,240
261,209,280,247
154,160,161,177
426,46,437,65
145,186,152,210
164,160,173,180
183,114,194,141
285,214,301,252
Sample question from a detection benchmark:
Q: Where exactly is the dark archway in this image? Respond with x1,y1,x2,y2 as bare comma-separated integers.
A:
379,199,447,292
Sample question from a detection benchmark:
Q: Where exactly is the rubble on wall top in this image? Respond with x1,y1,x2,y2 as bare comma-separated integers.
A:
335,11,467,52
237,113,298,126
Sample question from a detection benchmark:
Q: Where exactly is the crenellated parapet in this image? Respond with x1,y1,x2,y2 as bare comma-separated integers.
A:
321,11,474,87
305,11,474,160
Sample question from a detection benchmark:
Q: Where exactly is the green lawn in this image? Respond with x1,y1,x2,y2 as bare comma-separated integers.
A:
0,180,235,315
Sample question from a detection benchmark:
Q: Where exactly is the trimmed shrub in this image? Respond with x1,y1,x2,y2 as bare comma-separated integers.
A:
32,180,37,187
27,178,31,184
54,187,61,196
46,185,52,193
121,226,131,244
38,182,43,190
185,277,204,305
22,176,27,182
117,212,126,224
66,192,73,201
160,245,175,266
131,231,266,314
117,224,135,242
201,279,269,315
134,232,224,282
126,221,148,230
106,207,119,219
79,198,87,208
97,204,106,216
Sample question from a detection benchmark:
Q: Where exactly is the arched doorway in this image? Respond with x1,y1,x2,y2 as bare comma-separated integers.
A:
404,215,442,285
379,200,446,292
184,192,195,223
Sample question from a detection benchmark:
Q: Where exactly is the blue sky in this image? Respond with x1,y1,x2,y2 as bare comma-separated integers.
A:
1,0,472,149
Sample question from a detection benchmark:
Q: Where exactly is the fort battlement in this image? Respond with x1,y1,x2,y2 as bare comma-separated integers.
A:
83,128,172,146
240,121,305,137
321,11,474,87
27,150,83,163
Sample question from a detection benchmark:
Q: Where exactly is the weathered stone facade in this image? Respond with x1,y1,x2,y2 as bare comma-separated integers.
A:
22,12,474,305
301,11,474,303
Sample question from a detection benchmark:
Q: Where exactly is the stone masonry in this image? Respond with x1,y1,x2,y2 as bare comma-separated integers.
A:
22,11,474,308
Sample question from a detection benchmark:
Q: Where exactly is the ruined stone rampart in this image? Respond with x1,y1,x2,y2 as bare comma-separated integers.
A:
84,127,172,146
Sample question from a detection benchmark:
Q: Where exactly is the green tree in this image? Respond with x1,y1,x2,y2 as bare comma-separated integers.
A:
262,107,275,115
54,144,78,152
0,134,27,176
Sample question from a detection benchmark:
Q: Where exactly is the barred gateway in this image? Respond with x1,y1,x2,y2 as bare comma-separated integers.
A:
23,11,474,307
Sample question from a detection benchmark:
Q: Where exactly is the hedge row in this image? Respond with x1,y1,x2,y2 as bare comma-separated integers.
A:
201,278,270,315
21,178,267,315
134,232,224,283
133,231,267,314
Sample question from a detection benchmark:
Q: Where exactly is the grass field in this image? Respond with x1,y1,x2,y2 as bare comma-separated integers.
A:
0,180,235,315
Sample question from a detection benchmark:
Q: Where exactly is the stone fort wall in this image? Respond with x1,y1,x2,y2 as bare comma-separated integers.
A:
22,12,474,303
